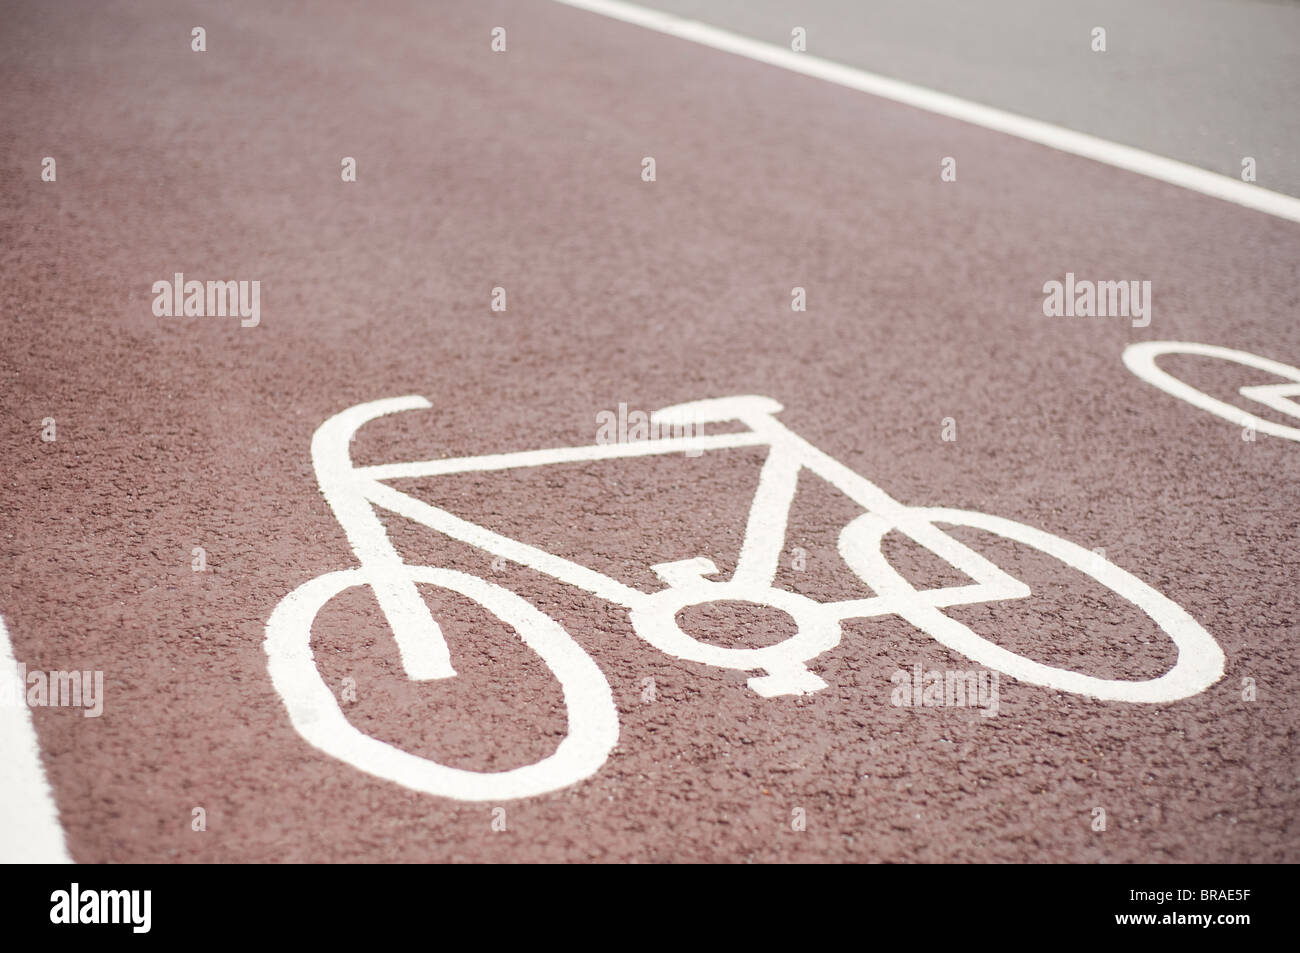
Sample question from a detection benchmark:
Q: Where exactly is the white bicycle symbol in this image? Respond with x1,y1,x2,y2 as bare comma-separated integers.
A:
1124,341,1300,441
265,395,1224,801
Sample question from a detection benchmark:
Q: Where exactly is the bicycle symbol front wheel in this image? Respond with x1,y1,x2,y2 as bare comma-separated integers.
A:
840,507,1225,702
264,565,619,801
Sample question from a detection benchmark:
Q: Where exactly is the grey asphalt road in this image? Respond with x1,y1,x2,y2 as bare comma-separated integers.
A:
633,0,1300,196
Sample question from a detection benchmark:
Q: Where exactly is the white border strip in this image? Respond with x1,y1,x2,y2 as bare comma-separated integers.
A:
0,615,73,863
551,0,1300,224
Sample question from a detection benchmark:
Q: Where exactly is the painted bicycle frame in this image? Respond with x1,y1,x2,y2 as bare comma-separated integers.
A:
266,395,1224,801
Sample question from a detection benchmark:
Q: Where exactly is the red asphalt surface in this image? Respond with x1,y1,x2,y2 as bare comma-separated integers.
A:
2,0,1298,862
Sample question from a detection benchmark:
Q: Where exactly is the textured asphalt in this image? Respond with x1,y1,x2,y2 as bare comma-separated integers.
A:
1,0,1297,862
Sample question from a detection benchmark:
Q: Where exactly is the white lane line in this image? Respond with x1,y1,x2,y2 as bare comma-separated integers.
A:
550,0,1300,225
0,614,73,863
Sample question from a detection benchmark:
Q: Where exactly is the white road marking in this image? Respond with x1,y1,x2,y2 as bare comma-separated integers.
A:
842,507,1225,703
1239,382,1300,421
266,566,618,802
267,394,1224,800
0,614,73,863
550,0,1300,224
356,430,767,482
1123,341,1300,441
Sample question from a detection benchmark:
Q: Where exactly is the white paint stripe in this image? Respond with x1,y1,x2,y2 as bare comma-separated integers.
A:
731,448,801,588
550,0,1300,224
0,615,72,863
357,431,767,481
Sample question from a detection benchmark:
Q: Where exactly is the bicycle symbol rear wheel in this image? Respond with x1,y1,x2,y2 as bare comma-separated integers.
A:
265,565,619,801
